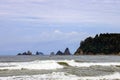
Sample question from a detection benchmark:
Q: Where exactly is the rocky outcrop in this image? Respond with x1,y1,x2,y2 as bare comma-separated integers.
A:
56,48,71,55
74,49,83,55
17,51,32,55
36,51,44,55
64,48,71,55
74,33,120,55
56,50,64,55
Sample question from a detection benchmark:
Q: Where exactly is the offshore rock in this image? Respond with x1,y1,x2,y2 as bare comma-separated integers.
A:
64,48,71,55
56,50,64,55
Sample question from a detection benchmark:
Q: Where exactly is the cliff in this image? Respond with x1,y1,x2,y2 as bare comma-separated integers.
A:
74,33,120,55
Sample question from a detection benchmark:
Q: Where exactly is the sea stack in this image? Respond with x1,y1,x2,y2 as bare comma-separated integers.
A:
64,48,71,55
56,50,64,55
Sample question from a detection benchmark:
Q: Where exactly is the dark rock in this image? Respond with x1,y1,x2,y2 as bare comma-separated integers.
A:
56,50,64,55
17,53,22,55
64,48,71,55
17,51,32,55
74,33,120,55
23,52,27,55
74,49,83,55
36,51,44,55
27,51,32,55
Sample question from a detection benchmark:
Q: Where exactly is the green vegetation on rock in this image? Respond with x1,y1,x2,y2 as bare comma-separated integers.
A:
74,33,120,55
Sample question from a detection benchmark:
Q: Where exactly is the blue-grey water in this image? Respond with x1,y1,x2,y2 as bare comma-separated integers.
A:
0,55,120,80
0,55,120,62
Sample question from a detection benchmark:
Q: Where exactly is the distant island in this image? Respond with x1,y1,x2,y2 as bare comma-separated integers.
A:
74,33,120,55
17,51,44,56
17,48,71,56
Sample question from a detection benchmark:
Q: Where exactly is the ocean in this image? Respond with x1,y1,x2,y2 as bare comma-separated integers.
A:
0,55,120,80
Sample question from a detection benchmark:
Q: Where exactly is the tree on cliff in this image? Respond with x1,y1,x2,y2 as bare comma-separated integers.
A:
74,33,120,55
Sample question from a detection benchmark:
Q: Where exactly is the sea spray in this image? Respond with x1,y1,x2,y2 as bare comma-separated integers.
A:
0,60,120,70
0,72,120,80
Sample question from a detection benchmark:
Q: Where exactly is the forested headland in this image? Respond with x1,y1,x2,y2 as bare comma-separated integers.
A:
74,33,120,55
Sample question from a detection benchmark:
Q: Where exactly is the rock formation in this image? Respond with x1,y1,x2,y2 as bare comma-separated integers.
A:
17,51,32,55
36,51,44,55
56,50,64,55
64,48,71,55
74,33,120,55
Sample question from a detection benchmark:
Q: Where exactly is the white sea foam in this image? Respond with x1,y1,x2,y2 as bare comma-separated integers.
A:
0,72,79,80
0,60,64,70
0,72,120,80
57,60,120,67
79,72,120,80
66,60,120,67
0,60,120,70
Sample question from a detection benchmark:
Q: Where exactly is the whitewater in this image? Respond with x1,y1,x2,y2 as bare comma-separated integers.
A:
0,55,120,80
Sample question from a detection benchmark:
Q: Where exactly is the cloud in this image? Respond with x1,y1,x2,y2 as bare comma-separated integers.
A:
0,0,46,4
0,28,90,54
0,0,120,25
0,0,120,55
0,29,89,45
30,30,88,43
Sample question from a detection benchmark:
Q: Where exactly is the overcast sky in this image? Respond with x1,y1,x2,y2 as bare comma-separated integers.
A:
0,0,120,55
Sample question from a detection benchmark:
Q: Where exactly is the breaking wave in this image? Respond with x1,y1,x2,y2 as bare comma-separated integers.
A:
0,72,120,80
0,60,120,70
0,60,63,70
